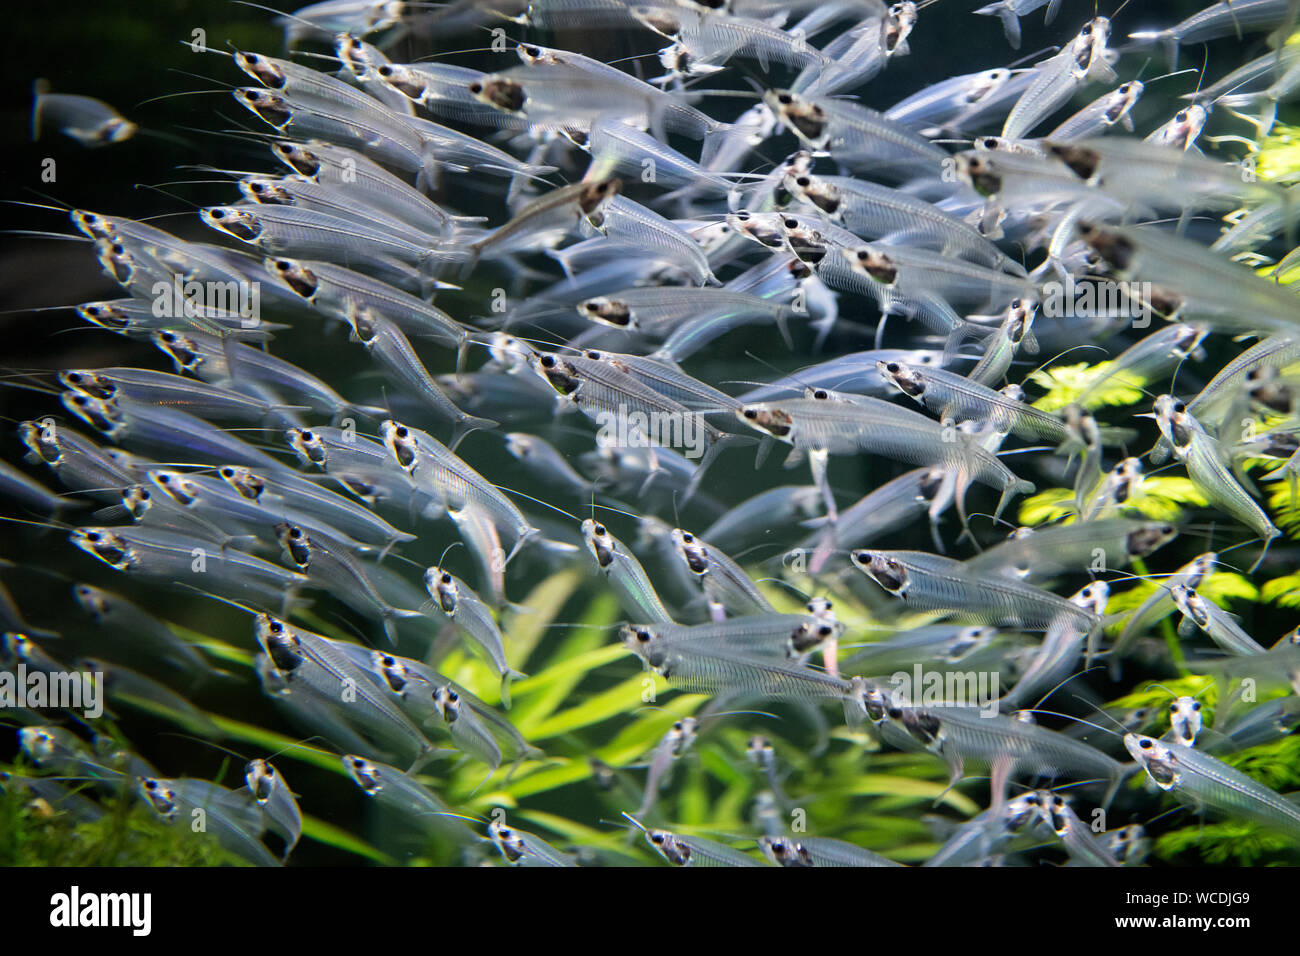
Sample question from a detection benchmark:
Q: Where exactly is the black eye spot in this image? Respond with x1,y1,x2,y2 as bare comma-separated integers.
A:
211,209,226,219
1140,739,1152,749
595,524,606,535
1192,702,1201,710
813,389,828,399
395,426,408,437
743,409,757,419
778,93,792,104
301,431,315,441
541,355,556,368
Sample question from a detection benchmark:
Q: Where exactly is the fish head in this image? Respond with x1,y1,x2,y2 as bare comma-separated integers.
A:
233,87,292,128
432,685,460,723
153,330,202,373
343,755,382,795
245,759,277,803
234,51,287,89
424,566,458,614
78,301,133,332
1005,298,1037,341
239,176,293,205
670,528,709,575
946,626,996,662
885,2,917,53
846,245,897,284
619,622,660,657
1168,696,1203,746
850,550,909,597
70,528,134,571
644,827,691,865
1078,222,1132,272
379,419,420,472
61,390,122,437
58,369,113,401
765,90,825,145
629,5,683,39
272,142,320,177
148,470,198,508
760,836,814,867
530,351,580,396
275,523,312,567
17,727,56,764
1107,80,1144,123
469,76,525,113
488,820,528,863
70,209,114,240
119,484,152,521
372,653,411,695
374,63,426,100
877,360,924,398
261,256,317,300
255,614,303,673
582,518,617,568
954,152,1001,197
218,465,265,502
138,777,179,818
1045,141,1101,181
1038,792,1074,835
201,205,263,243
789,618,839,656
737,404,793,440
73,584,111,621
1126,523,1177,559
578,296,633,329
1072,580,1110,616
578,176,623,218
726,210,785,249
1004,792,1042,830
1124,733,1178,790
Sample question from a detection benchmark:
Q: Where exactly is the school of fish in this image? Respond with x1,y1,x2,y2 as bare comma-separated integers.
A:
3,0,1300,867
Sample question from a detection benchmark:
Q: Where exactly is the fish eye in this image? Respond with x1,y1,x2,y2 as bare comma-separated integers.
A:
87,532,101,542
1193,702,1201,710
856,250,869,261
594,523,607,535
469,82,482,94
681,532,693,542
301,430,315,441
540,355,556,368
782,217,798,228
1139,739,1152,749
209,208,226,220
395,425,408,437
1175,110,1187,122
742,409,757,419
441,572,452,584
885,362,899,373
777,93,792,105
812,389,828,399
1173,401,1185,413
1170,704,1178,712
